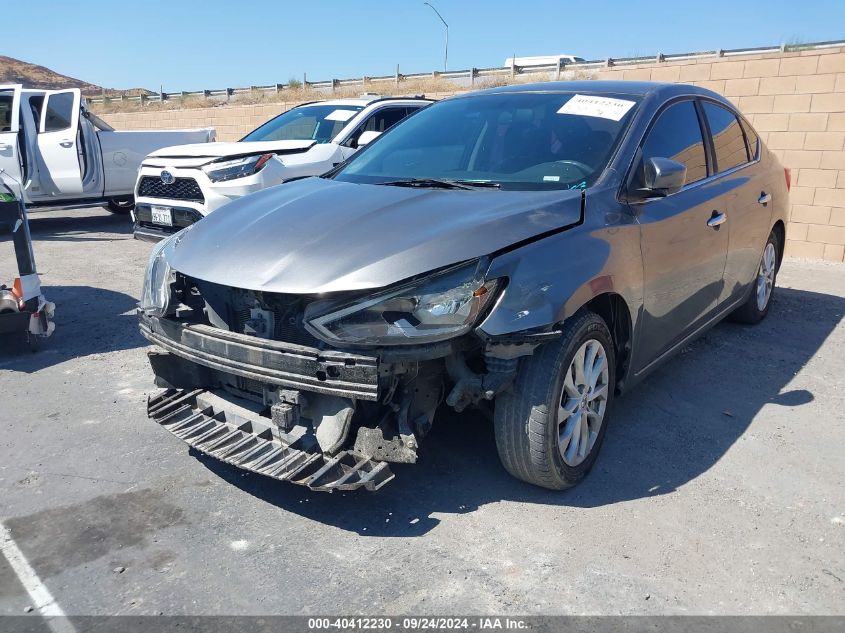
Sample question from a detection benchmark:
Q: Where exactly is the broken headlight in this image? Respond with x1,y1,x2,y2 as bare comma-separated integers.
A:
138,231,180,317
305,260,500,346
202,153,274,183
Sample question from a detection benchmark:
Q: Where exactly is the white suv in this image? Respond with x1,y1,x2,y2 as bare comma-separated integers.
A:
132,95,431,241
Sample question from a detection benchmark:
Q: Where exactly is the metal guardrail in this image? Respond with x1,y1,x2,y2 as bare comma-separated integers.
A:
87,39,845,105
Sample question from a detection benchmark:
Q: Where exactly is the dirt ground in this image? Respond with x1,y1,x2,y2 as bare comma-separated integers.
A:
1,207,843,616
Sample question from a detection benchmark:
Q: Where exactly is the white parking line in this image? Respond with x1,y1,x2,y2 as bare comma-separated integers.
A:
0,522,77,633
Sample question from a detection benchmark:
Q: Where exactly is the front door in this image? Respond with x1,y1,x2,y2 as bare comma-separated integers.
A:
631,99,729,372
0,84,23,195
36,89,84,196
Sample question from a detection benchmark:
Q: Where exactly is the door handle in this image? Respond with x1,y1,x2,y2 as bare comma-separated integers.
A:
0,143,9,150
758,192,772,205
707,211,727,228
59,140,73,148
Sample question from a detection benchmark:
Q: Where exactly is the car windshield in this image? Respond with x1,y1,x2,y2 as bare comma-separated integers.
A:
333,92,639,190
241,104,363,144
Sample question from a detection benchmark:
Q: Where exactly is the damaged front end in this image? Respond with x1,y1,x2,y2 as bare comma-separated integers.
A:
139,250,540,492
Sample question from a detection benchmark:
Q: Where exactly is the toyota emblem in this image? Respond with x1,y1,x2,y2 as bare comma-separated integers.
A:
160,170,175,185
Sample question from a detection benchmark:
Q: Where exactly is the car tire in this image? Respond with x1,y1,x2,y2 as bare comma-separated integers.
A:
494,310,616,490
730,230,780,325
107,197,134,214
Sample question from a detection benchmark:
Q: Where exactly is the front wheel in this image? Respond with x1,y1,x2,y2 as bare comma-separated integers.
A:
494,310,616,490
731,230,780,324
107,197,134,214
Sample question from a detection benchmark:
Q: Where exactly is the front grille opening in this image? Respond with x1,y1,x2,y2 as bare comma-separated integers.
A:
186,278,324,349
139,176,204,202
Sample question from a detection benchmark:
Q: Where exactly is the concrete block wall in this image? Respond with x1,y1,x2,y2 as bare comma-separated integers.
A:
100,47,845,261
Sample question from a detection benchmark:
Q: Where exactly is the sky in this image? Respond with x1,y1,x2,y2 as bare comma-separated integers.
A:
4,0,843,93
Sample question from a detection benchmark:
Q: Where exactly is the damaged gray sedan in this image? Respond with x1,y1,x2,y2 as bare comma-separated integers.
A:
139,81,789,491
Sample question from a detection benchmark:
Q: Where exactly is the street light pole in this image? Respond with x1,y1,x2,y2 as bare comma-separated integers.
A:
423,2,448,72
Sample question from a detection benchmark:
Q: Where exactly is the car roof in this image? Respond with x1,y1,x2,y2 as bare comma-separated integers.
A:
295,95,433,109
458,80,732,105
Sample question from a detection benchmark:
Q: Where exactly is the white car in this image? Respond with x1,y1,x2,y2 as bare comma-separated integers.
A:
504,54,585,67
0,85,215,213
132,95,432,241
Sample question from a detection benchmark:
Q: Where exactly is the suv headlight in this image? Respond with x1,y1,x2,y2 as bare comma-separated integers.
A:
202,153,274,182
138,231,183,317
305,260,500,346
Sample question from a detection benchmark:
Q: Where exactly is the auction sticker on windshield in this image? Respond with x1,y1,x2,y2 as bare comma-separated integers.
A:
557,94,636,121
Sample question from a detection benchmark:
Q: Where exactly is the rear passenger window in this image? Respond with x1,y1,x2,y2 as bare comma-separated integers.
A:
739,117,759,161
703,102,749,172
640,100,708,186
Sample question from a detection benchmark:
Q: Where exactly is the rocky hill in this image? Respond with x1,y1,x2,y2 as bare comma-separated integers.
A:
0,55,151,96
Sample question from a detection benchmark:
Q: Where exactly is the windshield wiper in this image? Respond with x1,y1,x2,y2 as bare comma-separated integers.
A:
452,179,501,188
377,178,500,190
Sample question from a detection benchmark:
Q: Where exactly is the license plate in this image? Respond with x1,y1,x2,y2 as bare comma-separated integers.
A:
151,206,173,226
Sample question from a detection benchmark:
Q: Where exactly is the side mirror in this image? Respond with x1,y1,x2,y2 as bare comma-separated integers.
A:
642,157,687,196
357,130,382,147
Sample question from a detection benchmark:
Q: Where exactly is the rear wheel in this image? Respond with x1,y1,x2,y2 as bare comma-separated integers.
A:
494,311,616,490
107,197,134,214
731,230,779,324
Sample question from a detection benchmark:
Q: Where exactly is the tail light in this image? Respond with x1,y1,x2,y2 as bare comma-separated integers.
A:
784,168,792,192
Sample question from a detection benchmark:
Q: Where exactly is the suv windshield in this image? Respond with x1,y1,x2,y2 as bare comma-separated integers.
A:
241,104,363,144
333,92,639,190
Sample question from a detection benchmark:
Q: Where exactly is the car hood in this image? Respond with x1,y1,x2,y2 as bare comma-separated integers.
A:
148,139,317,159
169,177,584,294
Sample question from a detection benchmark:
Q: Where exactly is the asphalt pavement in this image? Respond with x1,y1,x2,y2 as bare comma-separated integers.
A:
1,207,843,616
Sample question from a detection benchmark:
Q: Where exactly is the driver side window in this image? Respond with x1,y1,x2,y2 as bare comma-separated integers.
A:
347,107,412,148
42,92,75,133
639,100,708,188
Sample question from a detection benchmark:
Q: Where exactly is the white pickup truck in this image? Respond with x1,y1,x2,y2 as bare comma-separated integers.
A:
132,95,431,241
0,85,215,213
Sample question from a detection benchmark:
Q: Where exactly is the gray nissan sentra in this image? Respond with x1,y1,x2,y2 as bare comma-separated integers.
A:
138,81,789,492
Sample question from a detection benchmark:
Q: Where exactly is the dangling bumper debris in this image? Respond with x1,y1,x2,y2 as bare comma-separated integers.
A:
147,388,395,492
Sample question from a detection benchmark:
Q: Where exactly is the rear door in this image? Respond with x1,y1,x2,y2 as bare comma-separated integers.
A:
700,100,771,305
36,89,84,196
631,98,730,372
0,84,23,194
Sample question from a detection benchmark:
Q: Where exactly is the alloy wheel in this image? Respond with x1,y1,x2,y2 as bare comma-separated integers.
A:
558,339,610,467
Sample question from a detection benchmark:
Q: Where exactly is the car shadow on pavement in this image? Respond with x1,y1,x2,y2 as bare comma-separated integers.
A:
0,285,145,372
196,286,842,536
27,210,133,242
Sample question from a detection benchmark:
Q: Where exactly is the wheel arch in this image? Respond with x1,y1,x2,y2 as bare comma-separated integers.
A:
772,219,785,271
557,292,634,394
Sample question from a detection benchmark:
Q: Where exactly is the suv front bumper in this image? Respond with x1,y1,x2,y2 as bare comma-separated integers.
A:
133,204,204,242
133,161,285,240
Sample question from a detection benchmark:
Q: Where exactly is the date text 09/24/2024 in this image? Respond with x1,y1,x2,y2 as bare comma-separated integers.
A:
307,617,528,630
